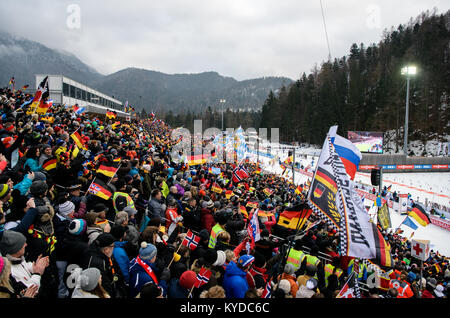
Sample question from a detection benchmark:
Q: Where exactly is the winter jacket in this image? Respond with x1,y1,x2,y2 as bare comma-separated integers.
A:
81,244,127,298
7,255,42,289
71,287,100,298
23,158,42,172
128,257,167,298
167,278,190,298
223,261,249,298
60,233,89,266
200,208,215,234
13,174,33,195
86,226,103,245
148,197,164,219
113,241,131,284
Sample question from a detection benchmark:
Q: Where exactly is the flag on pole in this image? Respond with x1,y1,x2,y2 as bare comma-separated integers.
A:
225,190,233,199
408,204,431,227
181,230,201,251
106,111,117,119
402,216,419,230
195,267,212,288
246,201,258,209
211,182,223,194
295,185,303,195
232,165,249,183
329,128,362,180
36,99,53,114
277,203,312,230
70,130,87,150
239,205,248,219
261,279,272,298
88,179,112,200
247,209,260,249
96,162,119,178
27,76,49,114
318,126,393,266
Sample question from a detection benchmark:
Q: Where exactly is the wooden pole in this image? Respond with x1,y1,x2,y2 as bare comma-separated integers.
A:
167,242,183,268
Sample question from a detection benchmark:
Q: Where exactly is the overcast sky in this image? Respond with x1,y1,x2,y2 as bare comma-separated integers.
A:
0,0,448,80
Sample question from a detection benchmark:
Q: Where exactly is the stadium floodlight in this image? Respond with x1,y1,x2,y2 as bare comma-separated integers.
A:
401,65,417,156
401,66,417,75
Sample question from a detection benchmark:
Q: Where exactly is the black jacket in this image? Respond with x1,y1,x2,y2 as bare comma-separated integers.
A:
81,243,127,298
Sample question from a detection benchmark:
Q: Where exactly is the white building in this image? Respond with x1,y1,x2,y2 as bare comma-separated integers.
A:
35,74,129,118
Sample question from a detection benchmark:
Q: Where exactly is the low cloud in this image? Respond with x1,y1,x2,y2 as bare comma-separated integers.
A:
0,0,447,80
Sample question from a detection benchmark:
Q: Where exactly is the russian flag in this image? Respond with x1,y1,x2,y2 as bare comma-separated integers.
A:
329,126,362,180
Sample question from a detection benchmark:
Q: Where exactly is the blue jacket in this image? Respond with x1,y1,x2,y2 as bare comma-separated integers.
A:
167,278,190,298
13,174,33,195
113,241,130,285
128,257,167,298
223,261,249,298
23,158,42,172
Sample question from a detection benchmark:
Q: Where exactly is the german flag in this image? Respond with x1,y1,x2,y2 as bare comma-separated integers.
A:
295,185,303,195
408,204,431,227
42,157,57,172
225,190,233,199
372,223,393,267
21,84,29,91
315,169,337,193
106,111,117,119
187,154,209,166
88,179,112,200
97,162,119,178
239,205,248,219
263,188,273,196
246,201,258,209
277,204,312,230
70,131,87,150
211,182,223,194
284,155,293,164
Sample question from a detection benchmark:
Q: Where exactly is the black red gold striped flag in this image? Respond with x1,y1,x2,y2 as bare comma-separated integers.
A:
42,157,57,171
96,162,119,178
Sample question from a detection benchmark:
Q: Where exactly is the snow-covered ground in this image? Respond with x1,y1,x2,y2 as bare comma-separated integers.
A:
354,171,450,208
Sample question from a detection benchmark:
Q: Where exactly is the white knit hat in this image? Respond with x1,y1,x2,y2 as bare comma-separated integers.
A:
59,201,75,217
78,267,101,291
278,279,291,295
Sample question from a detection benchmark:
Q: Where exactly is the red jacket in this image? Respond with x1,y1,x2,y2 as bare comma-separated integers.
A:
200,208,215,234
421,290,435,298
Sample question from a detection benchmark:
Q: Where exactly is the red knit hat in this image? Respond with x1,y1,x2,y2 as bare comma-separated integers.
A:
179,271,197,289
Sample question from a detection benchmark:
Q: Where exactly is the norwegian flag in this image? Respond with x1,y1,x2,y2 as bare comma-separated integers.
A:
232,165,249,183
195,267,212,288
261,279,272,298
181,230,201,251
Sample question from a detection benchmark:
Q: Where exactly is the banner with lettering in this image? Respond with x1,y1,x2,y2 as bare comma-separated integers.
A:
307,130,341,230
377,203,392,230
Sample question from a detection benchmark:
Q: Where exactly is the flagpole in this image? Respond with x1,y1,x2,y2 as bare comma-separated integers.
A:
167,241,183,268
107,163,121,185
83,176,97,198
271,201,308,297
187,285,195,298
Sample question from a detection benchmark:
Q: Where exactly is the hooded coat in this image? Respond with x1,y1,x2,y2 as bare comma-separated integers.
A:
223,261,249,298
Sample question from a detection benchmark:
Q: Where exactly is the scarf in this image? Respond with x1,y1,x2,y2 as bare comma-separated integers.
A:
136,256,158,285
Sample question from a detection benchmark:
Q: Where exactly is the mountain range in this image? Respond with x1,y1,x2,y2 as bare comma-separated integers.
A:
0,32,292,113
